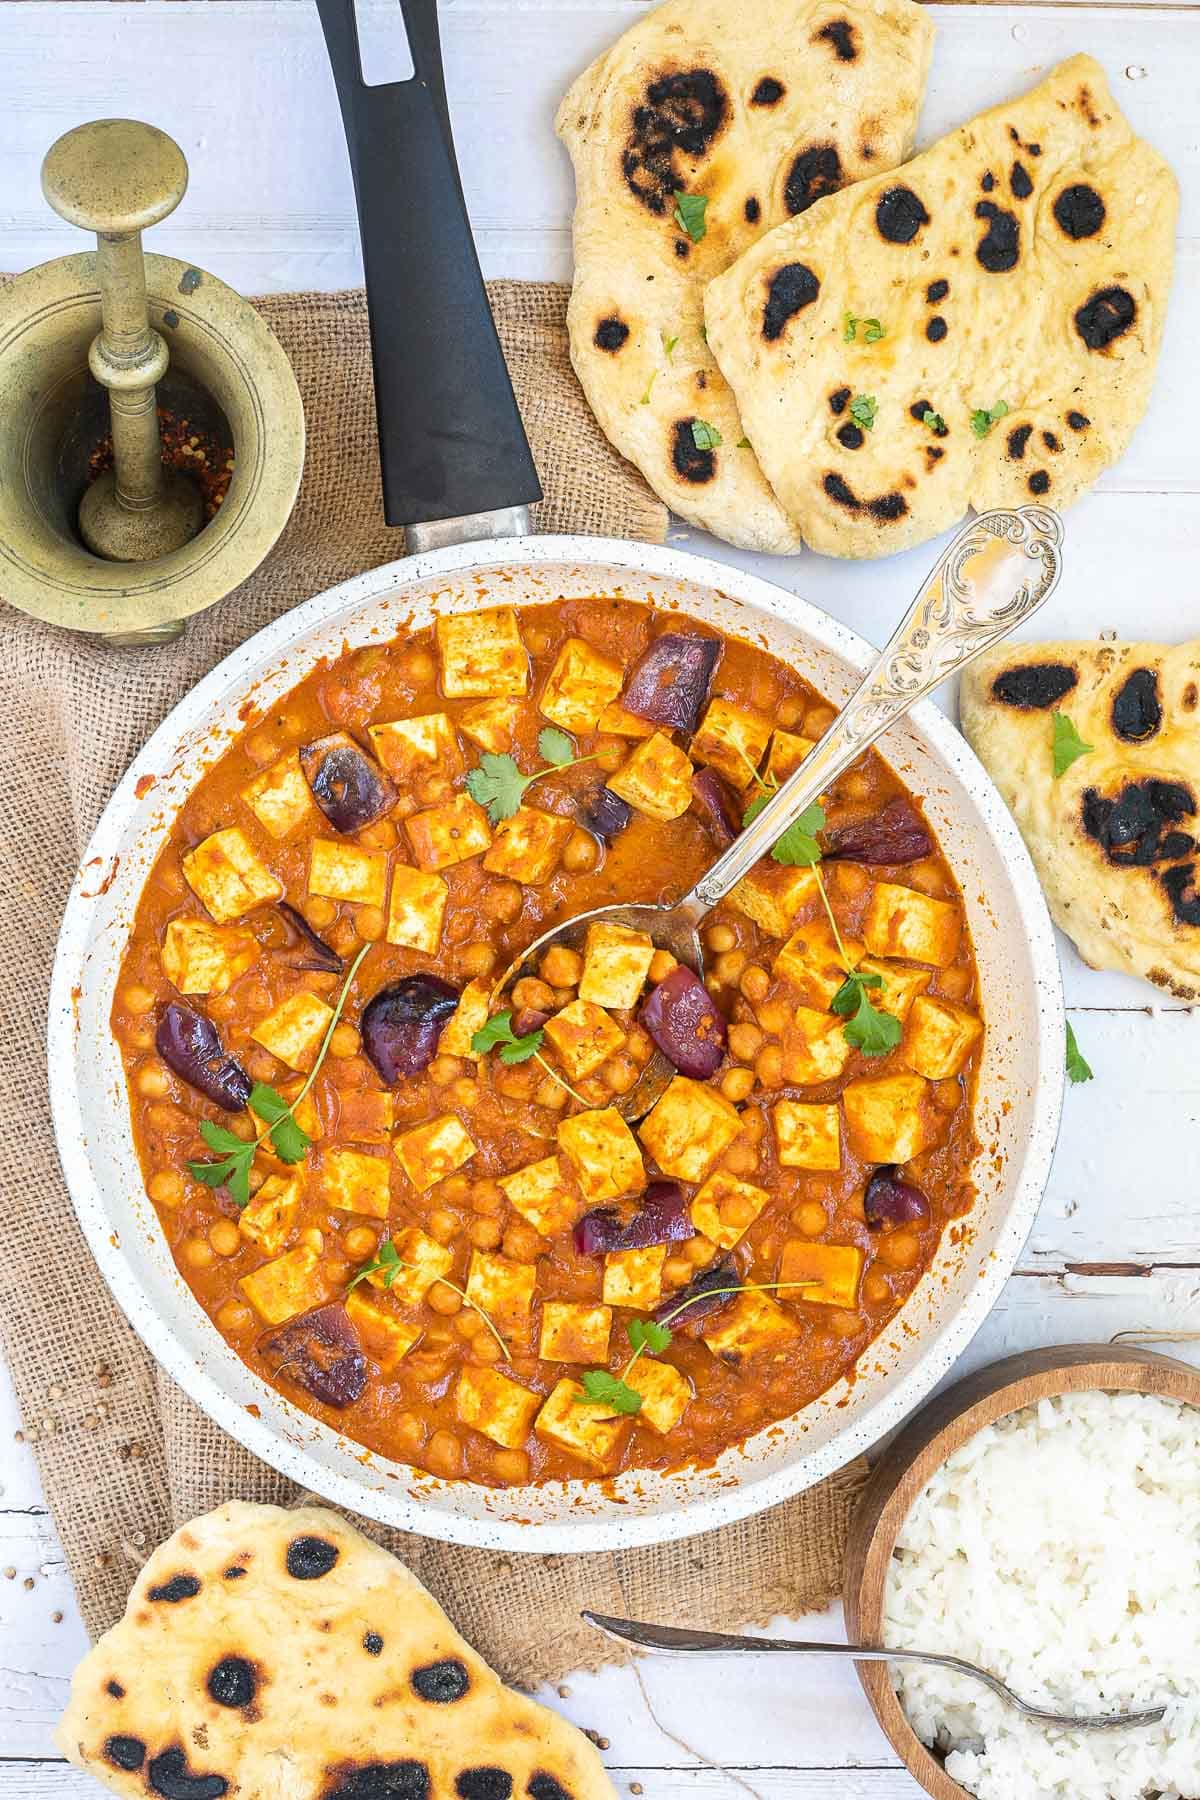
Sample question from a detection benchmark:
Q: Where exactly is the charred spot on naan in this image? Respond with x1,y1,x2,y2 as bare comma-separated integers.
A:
286,1534,339,1580
457,1772,515,1800
744,196,761,223
750,76,785,107
1054,183,1106,240
925,316,948,342
528,1777,574,1800
830,387,851,414
1082,779,1196,867
991,663,1078,709
974,201,1020,272
148,1744,229,1797
1007,424,1033,460
148,1574,201,1603
784,143,843,216
593,317,630,353
1067,410,1091,432
926,279,949,303
1111,667,1163,742
815,19,858,61
1162,863,1200,927
1011,161,1034,200
411,1656,471,1703
322,1759,430,1800
836,422,864,449
875,185,929,244
105,1735,146,1772
672,419,717,482
1075,285,1136,350
761,262,820,341
822,473,909,521
1028,470,1051,495
207,1654,259,1712
622,69,729,216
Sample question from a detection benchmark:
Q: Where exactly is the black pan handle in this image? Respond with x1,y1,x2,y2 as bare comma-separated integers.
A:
315,0,541,528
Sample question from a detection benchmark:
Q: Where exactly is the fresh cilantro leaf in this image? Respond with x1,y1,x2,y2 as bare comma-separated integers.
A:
466,752,530,824
849,394,877,430
970,400,1010,439
771,801,827,867
197,1118,246,1155
471,1008,545,1066
863,319,886,343
188,1124,252,1208
840,980,902,1056
831,969,884,1017
673,191,709,242
691,418,722,451
922,409,947,435
537,726,575,767
742,791,770,827
1065,1020,1094,1085
575,1370,643,1415
499,1031,544,1065
186,1150,240,1189
736,437,752,449
248,1081,310,1163
1052,712,1094,780
640,370,658,406
843,312,858,343
346,1237,401,1294
628,1318,672,1355
662,331,679,359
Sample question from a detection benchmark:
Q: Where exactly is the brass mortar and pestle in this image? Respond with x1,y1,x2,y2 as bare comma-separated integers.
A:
0,119,305,645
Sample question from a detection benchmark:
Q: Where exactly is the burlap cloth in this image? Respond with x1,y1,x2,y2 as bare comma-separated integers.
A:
0,284,867,1688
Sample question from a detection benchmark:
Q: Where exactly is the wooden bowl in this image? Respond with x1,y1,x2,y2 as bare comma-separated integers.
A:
843,1344,1200,1800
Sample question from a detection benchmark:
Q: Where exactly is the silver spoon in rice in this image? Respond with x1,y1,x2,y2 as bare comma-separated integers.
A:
583,1613,1168,1732
493,507,1063,1121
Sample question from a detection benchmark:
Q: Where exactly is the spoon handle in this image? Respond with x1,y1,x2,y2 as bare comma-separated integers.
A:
679,505,1064,920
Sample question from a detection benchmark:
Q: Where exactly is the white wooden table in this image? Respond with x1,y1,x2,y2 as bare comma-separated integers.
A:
2,2,1198,1793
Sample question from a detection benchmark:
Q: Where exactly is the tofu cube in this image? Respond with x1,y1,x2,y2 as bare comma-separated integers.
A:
782,1007,852,1085
309,839,389,908
773,919,864,1009
534,1379,627,1471
238,1173,303,1257
778,1240,865,1310
689,1171,770,1251
322,1147,392,1220
394,1113,476,1191
483,805,573,884
903,996,983,1080
238,1247,323,1325
368,713,463,785
538,1301,612,1365
543,999,626,1081
436,607,528,698
465,1250,537,1342
764,729,816,786
437,978,492,1060
605,731,694,821
624,1357,692,1434
241,752,316,840
596,700,655,739
459,698,522,753
602,1244,666,1309
728,865,819,939
370,1227,453,1305
334,1087,392,1144
499,1155,580,1238
182,827,283,923
843,1074,943,1163
638,1076,742,1183
404,793,493,872
455,1365,541,1450
160,916,259,995
385,863,449,953
251,1078,320,1146
863,882,961,969
251,991,335,1072
539,636,624,733
772,1100,841,1171
691,698,772,789
345,1288,423,1372
557,1108,645,1205
857,957,931,1021
702,1291,798,1367
578,921,655,1010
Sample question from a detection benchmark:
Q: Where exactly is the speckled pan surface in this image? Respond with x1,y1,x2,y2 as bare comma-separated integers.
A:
47,536,1065,1553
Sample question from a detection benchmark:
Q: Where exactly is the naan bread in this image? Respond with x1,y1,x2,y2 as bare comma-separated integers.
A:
961,640,1200,1000
705,56,1177,558
556,0,933,552
57,1501,616,1800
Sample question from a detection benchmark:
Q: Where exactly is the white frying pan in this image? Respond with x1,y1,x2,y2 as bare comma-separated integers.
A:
47,0,1064,1553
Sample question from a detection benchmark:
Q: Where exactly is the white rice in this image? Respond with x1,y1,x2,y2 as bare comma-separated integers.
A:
883,1390,1200,1799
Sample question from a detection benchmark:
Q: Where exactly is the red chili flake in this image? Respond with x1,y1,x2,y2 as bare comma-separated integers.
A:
88,405,234,522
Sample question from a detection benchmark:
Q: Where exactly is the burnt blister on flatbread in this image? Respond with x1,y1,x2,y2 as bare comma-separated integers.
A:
1075,285,1135,350
836,422,864,449
1011,161,1033,200
926,279,949,303
750,76,784,106
593,317,629,353
207,1655,258,1710
622,69,728,215
363,1631,384,1656
105,1735,146,1771
762,262,820,340
974,201,1020,272
457,1771,515,1800
1028,470,1051,495
148,1574,201,1604
1082,779,1196,867
1067,410,1091,432
876,186,929,244
815,19,857,61
784,144,842,216
323,1760,431,1800
925,316,948,342
1162,863,1200,927
829,387,851,415
671,419,717,482
1111,667,1163,741
991,663,1078,709
528,1777,574,1800
1007,424,1033,460
822,472,908,521
744,196,760,223
147,1745,229,1798
410,1657,471,1703
1054,183,1106,240
286,1535,340,1580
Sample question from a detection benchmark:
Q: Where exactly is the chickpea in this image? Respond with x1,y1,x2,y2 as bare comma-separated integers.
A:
939,965,973,1002
599,1054,639,1096
459,942,497,978
215,1298,253,1333
863,1272,892,1306
792,1201,828,1236
777,696,802,728
393,792,419,821
123,982,156,1015
831,861,869,900
906,858,947,897
401,646,437,684
594,738,627,773
305,896,337,928
720,1192,758,1230
524,625,552,655
805,703,837,736
424,1430,465,1479
512,976,556,1012
244,727,282,766
418,775,454,807
879,1228,921,1270
469,1179,505,1216
330,1023,361,1058
135,1062,172,1100
442,1173,473,1203
722,1142,759,1177
562,829,599,873
472,1336,503,1365
714,949,748,985
428,1053,465,1087
246,1166,267,1196
739,964,770,1004
427,1281,463,1316
469,1217,504,1251
502,1221,544,1264
720,1067,755,1104
492,1448,530,1484
740,1107,766,1143
754,999,791,1036
207,992,238,1021
663,1255,693,1288
182,1236,214,1270
541,945,583,988
300,1227,324,1254
934,1078,962,1113
358,819,398,850
392,1411,427,1455
454,1310,485,1340
145,1172,186,1216
550,987,576,1010
685,1236,714,1265
625,1024,655,1064
647,948,678,984
343,1225,378,1261
705,922,737,954
209,1219,242,1257
534,1076,569,1110
323,1257,351,1285
754,1044,784,1089
450,1075,480,1109
482,880,523,924
355,905,386,942
728,1022,764,1063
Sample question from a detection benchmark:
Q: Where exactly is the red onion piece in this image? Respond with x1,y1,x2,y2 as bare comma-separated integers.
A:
361,975,459,1084
621,633,721,733
825,798,932,866
574,1181,694,1257
155,1003,251,1111
276,900,342,973
864,1166,930,1229
641,965,726,1079
653,1256,736,1328
260,1303,367,1407
300,732,397,834
511,1006,551,1038
690,767,742,848
585,785,633,841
